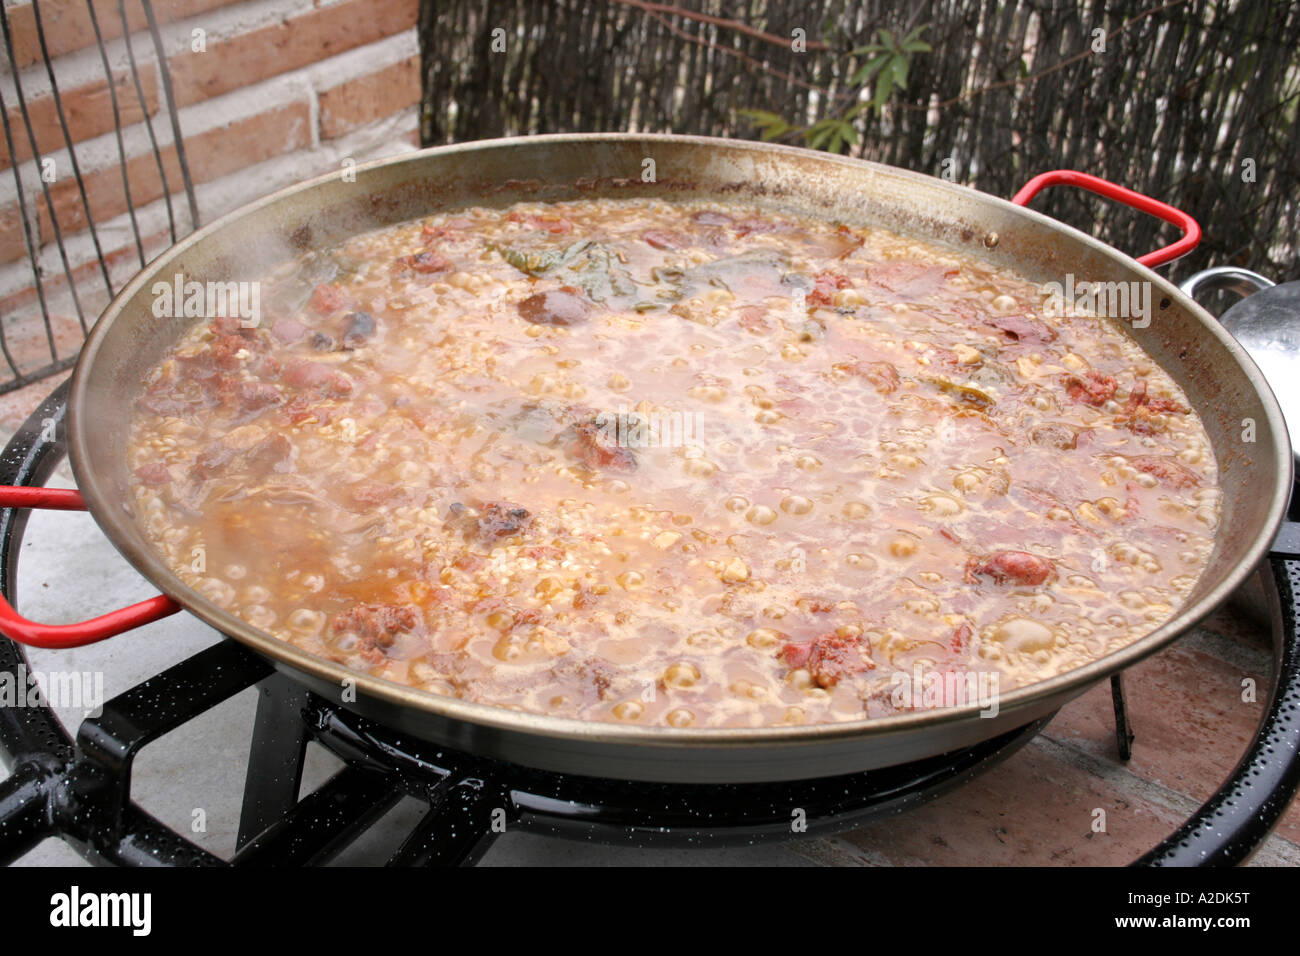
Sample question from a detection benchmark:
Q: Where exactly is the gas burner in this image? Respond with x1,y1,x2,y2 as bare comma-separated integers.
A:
2,383,1300,866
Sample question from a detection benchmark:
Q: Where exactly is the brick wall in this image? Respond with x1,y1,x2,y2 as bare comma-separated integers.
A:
0,0,422,364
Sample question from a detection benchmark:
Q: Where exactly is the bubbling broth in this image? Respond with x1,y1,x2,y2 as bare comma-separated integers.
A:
126,197,1220,728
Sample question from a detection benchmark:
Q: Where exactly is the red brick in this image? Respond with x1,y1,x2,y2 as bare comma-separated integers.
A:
185,100,312,182
318,55,419,140
1,203,33,264
1049,645,1263,793
38,147,181,240
0,70,158,169
37,101,310,239
168,0,417,107
838,742,1189,865
0,225,171,315
5,0,243,69
1047,640,1300,845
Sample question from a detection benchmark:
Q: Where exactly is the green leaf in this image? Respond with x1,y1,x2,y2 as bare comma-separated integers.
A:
573,244,636,302
870,72,894,111
851,51,892,86
901,24,930,53
891,55,909,91
806,122,835,150
493,239,593,276
737,108,788,126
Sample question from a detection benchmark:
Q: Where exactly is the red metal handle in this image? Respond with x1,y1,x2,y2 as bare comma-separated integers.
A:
1011,170,1201,268
0,486,180,649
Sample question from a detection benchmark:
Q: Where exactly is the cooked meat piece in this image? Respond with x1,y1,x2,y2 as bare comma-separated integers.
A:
780,632,876,688
1129,455,1200,489
518,288,590,326
135,462,171,486
567,420,637,471
980,313,1056,343
331,603,421,662
340,311,376,348
476,502,533,539
1029,422,1078,450
399,251,452,274
965,550,1055,586
1063,370,1118,406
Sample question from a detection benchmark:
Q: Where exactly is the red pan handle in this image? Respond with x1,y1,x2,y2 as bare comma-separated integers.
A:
0,486,180,649
1011,170,1201,268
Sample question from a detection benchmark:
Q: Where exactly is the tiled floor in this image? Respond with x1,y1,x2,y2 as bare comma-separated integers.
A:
1,414,1297,866
0,369,71,434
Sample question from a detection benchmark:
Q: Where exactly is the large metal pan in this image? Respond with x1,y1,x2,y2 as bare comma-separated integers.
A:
0,134,1289,783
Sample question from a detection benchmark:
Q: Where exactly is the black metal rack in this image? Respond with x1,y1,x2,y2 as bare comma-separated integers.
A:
1,380,1298,866
0,0,198,394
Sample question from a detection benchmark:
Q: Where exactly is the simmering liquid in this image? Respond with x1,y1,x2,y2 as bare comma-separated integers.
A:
126,198,1220,727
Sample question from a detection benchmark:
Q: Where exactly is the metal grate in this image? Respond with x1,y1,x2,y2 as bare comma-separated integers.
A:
0,0,198,395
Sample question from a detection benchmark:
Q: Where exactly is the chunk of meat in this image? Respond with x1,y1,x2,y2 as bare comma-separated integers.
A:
475,501,533,540
1125,380,1187,415
398,251,453,274
135,462,171,486
270,316,307,344
308,283,346,315
237,381,282,414
980,313,1056,344
965,550,1055,586
807,271,852,307
643,229,681,250
246,433,294,476
283,360,354,397
1063,370,1118,406
780,632,875,688
1029,422,1078,450
209,330,254,371
1129,455,1201,490
949,622,973,655
421,218,474,242
340,311,376,348
212,315,263,338
837,359,900,394
193,441,236,478
567,420,637,471
690,210,734,227
549,655,615,701
1117,380,1188,435
518,288,590,327
508,211,573,234
331,603,421,661
281,394,325,425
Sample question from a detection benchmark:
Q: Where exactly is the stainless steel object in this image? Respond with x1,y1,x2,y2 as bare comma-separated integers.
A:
1183,271,1300,471
1179,266,1275,303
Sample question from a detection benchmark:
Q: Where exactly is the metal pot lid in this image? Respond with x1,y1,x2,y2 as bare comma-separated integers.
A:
1218,281,1300,470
